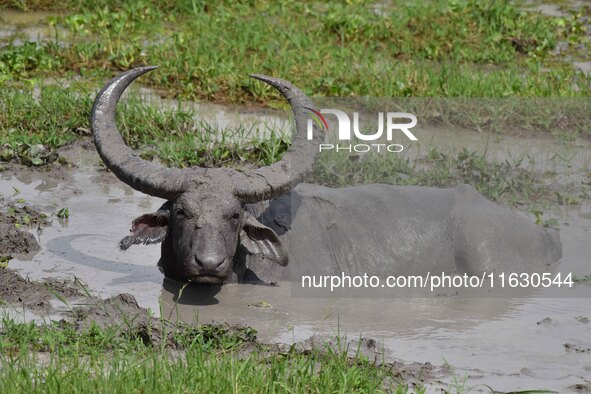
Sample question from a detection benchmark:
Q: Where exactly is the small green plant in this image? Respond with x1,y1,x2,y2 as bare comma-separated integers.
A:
0,256,12,268
56,207,69,219
531,209,559,228
2,202,49,228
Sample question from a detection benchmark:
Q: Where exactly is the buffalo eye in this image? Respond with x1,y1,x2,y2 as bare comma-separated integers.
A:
231,212,241,221
174,208,185,218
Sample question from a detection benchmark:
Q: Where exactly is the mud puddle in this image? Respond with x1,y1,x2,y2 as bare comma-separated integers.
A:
131,86,291,142
412,126,591,171
0,133,590,392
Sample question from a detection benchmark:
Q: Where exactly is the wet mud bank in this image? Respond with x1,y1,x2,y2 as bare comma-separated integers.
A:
0,222,39,256
0,268,80,312
0,197,50,256
0,267,446,390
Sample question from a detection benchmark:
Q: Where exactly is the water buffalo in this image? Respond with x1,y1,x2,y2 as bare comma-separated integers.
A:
91,67,562,284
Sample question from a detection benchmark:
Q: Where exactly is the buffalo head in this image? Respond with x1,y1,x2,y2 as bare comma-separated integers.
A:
90,67,322,283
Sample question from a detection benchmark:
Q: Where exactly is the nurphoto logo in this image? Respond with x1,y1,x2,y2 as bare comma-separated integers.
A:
304,107,418,153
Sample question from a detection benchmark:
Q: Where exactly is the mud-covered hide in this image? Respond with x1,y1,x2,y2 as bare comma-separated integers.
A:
243,183,562,283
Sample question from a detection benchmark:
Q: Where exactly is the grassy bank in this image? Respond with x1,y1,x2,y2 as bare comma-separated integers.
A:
0,85,289,168
0,316,423,393
0,0,589,176
0,0,589,101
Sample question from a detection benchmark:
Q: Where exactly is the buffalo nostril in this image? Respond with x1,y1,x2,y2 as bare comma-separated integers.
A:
194,256,204,269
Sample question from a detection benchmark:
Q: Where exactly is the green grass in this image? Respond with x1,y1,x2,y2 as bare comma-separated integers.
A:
312,145,590,208
0,0,589,101
0,86,89,163
0,317,421,393
0,84,290,168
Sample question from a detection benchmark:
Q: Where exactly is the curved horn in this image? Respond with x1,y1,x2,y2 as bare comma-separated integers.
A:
233,75,323,203
91,67,187,200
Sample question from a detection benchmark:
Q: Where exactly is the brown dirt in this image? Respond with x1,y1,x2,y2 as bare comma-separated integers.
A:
72,292,176,346
0,268,82,311
0,137,97,181
0,160,74,183
0,223,40,255
0,267,171,343
564,343,591,354
570,382,591,392
0,201,50,228
0,197,52,256
0,137,124,186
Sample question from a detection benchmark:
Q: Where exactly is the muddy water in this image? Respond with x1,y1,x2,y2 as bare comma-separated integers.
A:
415,126,591,170
133,86,291,142
1,129,589,392
0,165,163,307
0,9,67,46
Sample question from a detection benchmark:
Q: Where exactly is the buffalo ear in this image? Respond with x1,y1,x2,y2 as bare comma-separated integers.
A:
239,212,288,266
119,207,169,251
